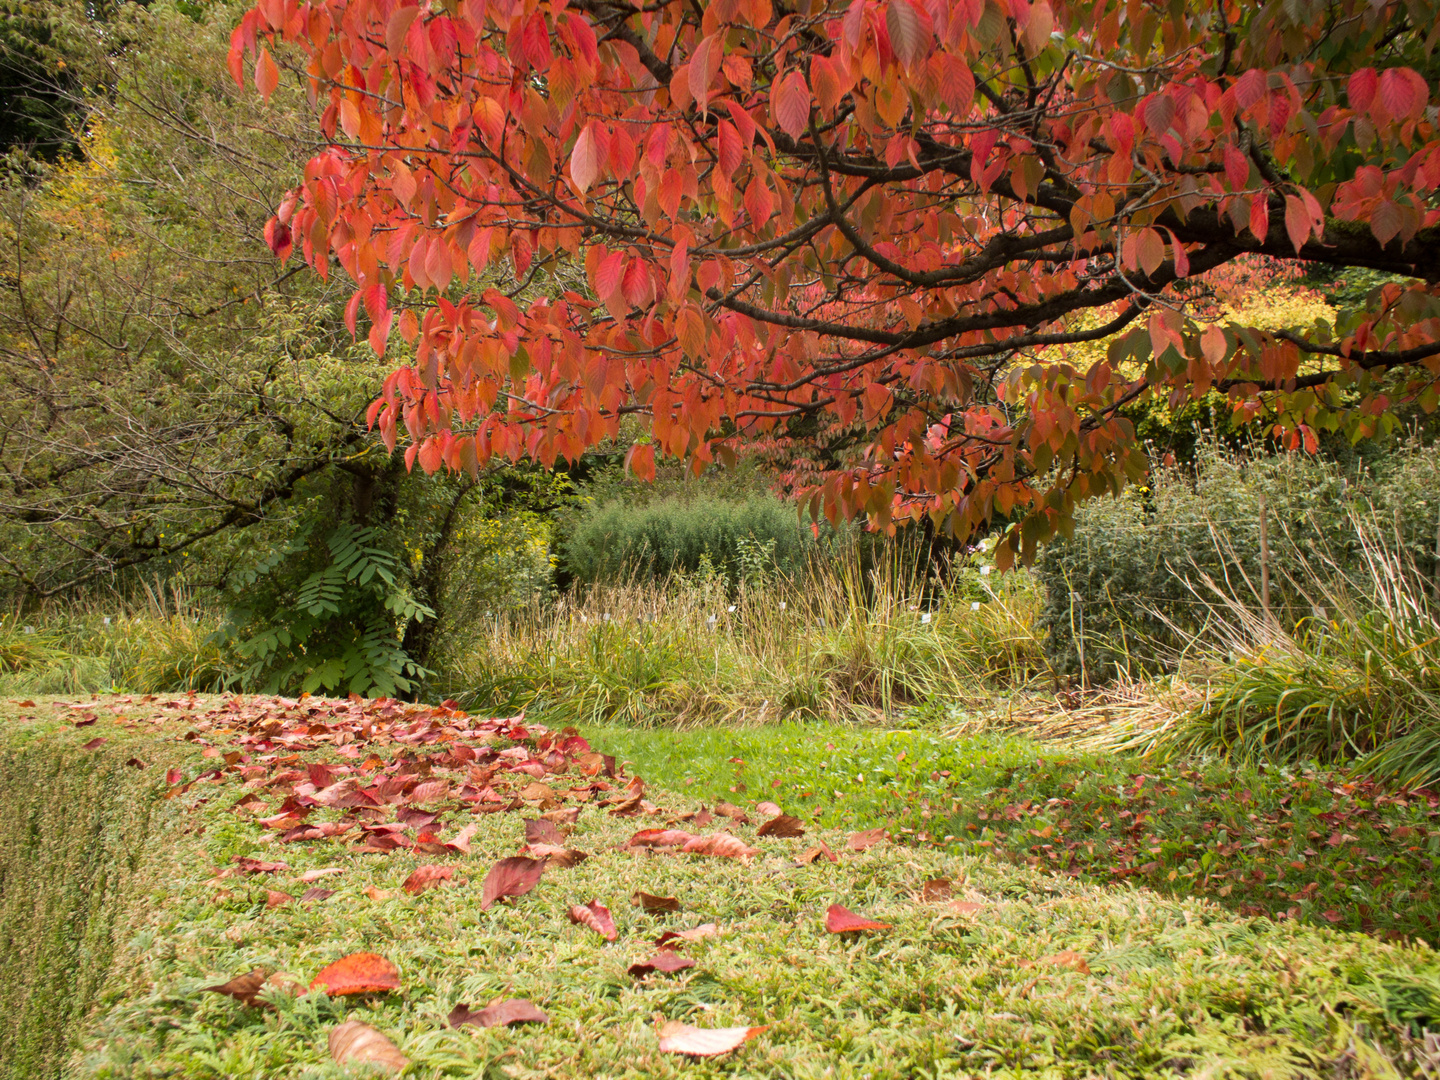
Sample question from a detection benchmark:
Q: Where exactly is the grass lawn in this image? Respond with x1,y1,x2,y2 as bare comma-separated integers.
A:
4,696,1440,1080
593,722,1440,944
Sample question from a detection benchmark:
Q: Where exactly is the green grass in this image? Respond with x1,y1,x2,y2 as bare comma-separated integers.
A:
591,722,1440,944
7,697,1440,1079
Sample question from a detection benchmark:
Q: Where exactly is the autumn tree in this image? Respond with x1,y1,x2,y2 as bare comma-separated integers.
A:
230,0,1440,564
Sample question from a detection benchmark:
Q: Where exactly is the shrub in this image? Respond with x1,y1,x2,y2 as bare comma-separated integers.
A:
561,492,818,588
1034,436,1439,682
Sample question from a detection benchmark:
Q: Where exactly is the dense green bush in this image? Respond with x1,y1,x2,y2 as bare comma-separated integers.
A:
561,491,818,588
1035,435,1440,681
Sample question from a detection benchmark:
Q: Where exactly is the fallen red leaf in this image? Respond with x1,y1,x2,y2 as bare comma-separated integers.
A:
568,899,618,941
632,891,680,913
480,856,545,910
300,887,335,903
203,968,270,1007
265,889,292,909
402,864,455,895
825,903,890,933
329,1021,408,1072
297,868,345,883
713,802,750,823
655,923,719,948
309,952,401,995
628,951,696,976
755,801,783,817
520,843,589,867
920,879,952,902
626,828,694,849
233,856,287,874
847,828,887,850
448,998,548,1028
524,818,564,845
756,813,805,838
682,833,758,860
81,737,107,750
657,1020,766,1056
795,841,837,865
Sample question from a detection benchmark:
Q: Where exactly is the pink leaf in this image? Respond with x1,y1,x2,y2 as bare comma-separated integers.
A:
657,1021,767,1057
479,856,545,910
568,899,618,940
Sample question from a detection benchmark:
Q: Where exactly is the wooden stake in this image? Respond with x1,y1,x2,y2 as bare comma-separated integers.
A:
1258,491,1272,624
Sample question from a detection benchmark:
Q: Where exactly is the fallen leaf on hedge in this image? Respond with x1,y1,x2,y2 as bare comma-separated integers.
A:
657,1020,766,1057
75,716,97,727
233,856,287,874
825,903,890,933
795,841,837,865
682,833,758,860
329,1020,408,1072
713,802,750,823
365,885,395,901
81,736,107,749
920,879,952,902
403,864,454,895
541,806,581,825
568,899,618,940
448,822,480,854
632,890,680,913
755,801,783,817
124,756,146,768
1026,950,1090,974
655,923,719,947
950,900,985,916
480,856,545,910
299,887,334,903
521,843,588,867
628,951,696,976
265,889,292,909
524,818,564,845
449,998,548,1028
298,868,345,883
847,828,886,850
626,828,694,849
756,813,805,838
203,968,269,1007
309,952,400,995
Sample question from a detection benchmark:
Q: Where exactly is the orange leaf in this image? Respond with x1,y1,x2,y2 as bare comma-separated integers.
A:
756,813,805,838
847,827,886,850
328,1021,408,1073
825,903,891,933
254,47,279,101
309,952,401,996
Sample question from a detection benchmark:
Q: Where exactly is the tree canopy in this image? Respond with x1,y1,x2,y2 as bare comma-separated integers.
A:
230,0,1440,564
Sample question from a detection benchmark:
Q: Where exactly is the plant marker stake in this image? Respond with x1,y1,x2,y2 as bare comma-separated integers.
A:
971,601,981,611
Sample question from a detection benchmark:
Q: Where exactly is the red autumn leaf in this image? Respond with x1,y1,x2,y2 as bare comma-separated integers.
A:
81,737,107,750
771,70,811,140
568,899,618,941
74,716,96,727
328,1021,408,1073
449,998,548,1028
713,802,750,823
402,864,454,895
632,891,680,913
309,952,401,995
825,903,891,933
203,968,270,1007
655,922,719,948
265,889,292,909
480,856,545,909
524,818,564,845
795,842,837,865
682,833,759,860
521,843,589,867
755,801,783,817
300,887,335,903
847,828,887,851
628,951,696,976
233,856,287,874
626,828,694,849
920,879,952,902
657,1020,767,1057
756,813,805,838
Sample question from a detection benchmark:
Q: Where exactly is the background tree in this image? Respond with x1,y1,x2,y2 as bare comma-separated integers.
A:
229,0,1440,564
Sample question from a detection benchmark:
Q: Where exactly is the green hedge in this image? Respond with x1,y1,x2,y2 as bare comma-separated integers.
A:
561,493,817,587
